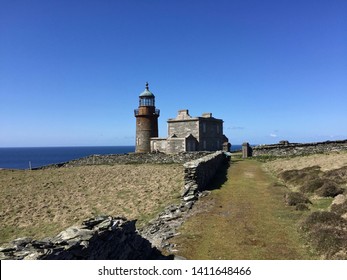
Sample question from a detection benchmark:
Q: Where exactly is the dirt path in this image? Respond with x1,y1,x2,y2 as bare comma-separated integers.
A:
171,159,316,259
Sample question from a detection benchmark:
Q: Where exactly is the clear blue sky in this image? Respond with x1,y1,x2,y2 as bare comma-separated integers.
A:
1,0,346,147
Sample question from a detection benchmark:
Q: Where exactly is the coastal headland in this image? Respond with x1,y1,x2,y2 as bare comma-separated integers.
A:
1,141,347,259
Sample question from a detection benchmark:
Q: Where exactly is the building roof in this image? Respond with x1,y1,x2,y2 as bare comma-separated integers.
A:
139,82,155,97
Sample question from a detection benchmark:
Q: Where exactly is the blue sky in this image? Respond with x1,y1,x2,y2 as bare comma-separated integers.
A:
1,0,346,147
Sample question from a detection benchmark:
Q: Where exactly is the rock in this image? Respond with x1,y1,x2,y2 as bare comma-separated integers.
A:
12,237,33,248
82,215,111,228
53,226,94,242
332,194,347,206
174,255,187,260
31,240,53,249
23,251,43,260
0,246,16,253
199,190,211,197
183,195,196,202
95,219,112,231
184,201,194,210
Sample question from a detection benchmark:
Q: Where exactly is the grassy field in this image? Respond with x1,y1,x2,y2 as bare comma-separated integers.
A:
264,151,347,211
263,151,347,173
171,159,316,259
0,164,183,245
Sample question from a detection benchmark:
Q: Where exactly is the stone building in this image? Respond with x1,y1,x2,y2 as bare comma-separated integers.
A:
134,83,230,153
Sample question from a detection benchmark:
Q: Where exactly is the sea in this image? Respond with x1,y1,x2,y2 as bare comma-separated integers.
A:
0,145,242,170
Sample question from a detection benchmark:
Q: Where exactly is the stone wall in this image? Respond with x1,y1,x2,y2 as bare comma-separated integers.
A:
252,140,347,157
168,116,199,139
0,216,171,260
37,151,212,169
183,151,228,195
166,137,186,154
141,151,229,252
150,138,168,153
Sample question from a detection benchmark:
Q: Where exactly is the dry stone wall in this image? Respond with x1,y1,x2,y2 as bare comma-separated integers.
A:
183,151,227,196
253,140,347,157
0,216,171,260
141,151,229,252
37,151,212,169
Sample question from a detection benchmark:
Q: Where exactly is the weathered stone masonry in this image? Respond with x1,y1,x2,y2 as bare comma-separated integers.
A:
141,151,229,252
183,151,228,196
37,151,213,169
252,140,347,157
0,216,170,260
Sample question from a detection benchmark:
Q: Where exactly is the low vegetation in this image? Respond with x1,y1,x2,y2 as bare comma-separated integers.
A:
300,211,347,259
0,164,184,245
264,151,347,259
331,199,347,216
284,192,311,206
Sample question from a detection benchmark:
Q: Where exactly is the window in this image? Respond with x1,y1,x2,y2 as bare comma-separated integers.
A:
202,123,206,133
140,97,155,106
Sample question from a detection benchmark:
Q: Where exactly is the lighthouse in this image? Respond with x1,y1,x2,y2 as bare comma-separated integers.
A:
134,82,160,153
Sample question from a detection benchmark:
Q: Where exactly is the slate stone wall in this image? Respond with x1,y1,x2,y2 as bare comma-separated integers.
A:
37,151,213,169
0,216,171,260
252,140,347,157
183,151,227,195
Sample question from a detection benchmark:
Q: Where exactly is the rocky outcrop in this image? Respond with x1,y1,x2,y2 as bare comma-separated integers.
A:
0,216,171,260
253,140,347,157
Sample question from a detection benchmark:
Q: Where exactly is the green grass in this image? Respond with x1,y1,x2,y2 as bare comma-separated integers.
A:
310,197,334,211
171,159,318,259
0,223,63,243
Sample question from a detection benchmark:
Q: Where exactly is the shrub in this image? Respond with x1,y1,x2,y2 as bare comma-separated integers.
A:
301,211,347,259
324,166,347,184
280,170,300,183
301,211,347,231
300,178,325,193
284,192,311,206
315,182,344,197
280,166,321,185
295,203,310,211
307,226,347,257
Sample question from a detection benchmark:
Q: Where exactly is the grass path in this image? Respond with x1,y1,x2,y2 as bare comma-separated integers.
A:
171,159,317,259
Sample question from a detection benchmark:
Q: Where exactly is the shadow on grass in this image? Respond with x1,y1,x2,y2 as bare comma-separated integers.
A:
205,161,231,191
